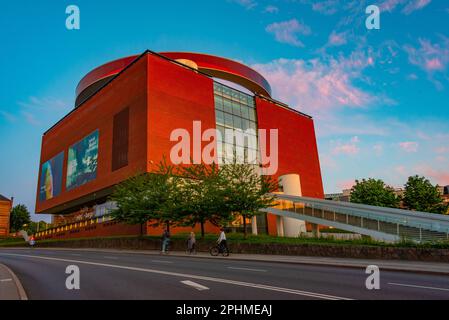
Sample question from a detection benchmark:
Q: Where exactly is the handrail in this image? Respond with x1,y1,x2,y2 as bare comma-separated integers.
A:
273,194,449,224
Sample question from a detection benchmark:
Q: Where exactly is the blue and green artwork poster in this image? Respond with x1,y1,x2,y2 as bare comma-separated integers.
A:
39,152,64,201
66,130,99,190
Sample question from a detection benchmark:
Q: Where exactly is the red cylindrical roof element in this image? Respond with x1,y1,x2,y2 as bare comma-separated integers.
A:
75,51,272,107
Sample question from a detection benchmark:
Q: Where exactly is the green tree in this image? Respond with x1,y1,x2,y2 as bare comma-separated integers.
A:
403,175,446,214
350,178,400,208
177,163,231,238
110,161,182,236
10,204,31,232
221,164,278,238
27,221,50,234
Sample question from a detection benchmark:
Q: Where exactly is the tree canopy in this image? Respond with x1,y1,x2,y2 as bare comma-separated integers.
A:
109,161,183,235
403,175,447,214
109,160,278,238
220,163,278,238
350,178,400,208
10,204,31,232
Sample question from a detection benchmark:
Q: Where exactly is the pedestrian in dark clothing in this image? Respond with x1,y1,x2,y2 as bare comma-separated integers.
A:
161,229,170,254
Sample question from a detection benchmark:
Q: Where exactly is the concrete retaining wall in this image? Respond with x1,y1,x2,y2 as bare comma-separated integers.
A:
9,237,449,263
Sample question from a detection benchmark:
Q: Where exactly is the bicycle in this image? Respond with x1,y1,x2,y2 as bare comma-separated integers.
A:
161,238,170,254
209,243,229,257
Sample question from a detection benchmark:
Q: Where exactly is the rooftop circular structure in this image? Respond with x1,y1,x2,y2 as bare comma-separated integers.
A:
75,51,272,107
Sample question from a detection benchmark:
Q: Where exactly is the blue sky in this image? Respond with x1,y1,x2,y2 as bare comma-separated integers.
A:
1,0,448,221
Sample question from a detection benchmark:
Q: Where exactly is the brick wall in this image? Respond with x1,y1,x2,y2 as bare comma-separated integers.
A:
0,199,12,237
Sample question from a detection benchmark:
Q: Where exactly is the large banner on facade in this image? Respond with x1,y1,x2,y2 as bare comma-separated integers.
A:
39,152,64,201
66,130,99,190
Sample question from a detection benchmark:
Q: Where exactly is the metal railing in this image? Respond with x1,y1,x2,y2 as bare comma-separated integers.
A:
263,194,449,243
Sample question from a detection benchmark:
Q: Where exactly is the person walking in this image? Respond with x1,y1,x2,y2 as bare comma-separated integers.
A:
187,231,196,254
161,228,170,254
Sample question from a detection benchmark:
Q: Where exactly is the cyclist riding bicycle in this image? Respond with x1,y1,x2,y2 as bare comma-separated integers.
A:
217,228,228,253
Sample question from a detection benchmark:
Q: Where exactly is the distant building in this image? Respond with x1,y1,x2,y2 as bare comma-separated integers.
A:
325,189,351,202
0,194,13,238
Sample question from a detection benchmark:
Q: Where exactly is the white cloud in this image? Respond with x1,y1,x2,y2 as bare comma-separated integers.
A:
337,179,355,190
379,0,432,14
435,146,449,154
0,110,17,123
399,141,419,152
414,164,449,186
402,0,432,14
331,136,361,155
327,31,347,47
264,5,279,13
266,19,311,47
21,111,41,126
373,143,384,155
252,51,390,115
16,96,70,126
18,96,67,111
229,0,257,9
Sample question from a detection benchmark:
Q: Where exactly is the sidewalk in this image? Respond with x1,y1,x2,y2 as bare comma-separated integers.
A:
3,247,449,275
0,263,28,300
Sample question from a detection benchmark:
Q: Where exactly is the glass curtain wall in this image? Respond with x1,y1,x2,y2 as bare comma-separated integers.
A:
213,82,259,164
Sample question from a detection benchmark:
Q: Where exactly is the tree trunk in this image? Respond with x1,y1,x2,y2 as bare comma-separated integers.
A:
139,222,144,238
166,221,170,233
243,215,247,239
200,220,205,239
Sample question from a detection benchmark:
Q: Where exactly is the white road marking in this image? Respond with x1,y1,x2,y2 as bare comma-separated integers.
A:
228,267,267,272
181,280,210,291
389,282,449,292
151,260,173,264
0,253,352,300
0,278,13,282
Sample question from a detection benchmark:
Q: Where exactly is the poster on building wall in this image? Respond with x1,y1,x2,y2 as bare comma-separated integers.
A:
39,152,64,201
66,130,99,190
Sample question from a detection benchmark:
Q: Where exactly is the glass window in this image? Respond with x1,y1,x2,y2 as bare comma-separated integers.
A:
247,136,258,150
249,121,257,131
223,98,232,111
233,115,242,129
215,95,223,106
232,102,241,116
248,96,255,107
216,110,224,125
239,93,247,105
241,105,250,119
216,125,225,142
216,141,223,159
214,82,259,164
223,87,232,99
224,112,233,127
248,109,256,121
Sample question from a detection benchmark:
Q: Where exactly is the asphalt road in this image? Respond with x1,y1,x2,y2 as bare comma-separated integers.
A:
1,248,449,300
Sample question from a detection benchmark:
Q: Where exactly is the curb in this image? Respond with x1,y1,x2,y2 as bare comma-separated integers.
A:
2,247,449,276
0,263,28,300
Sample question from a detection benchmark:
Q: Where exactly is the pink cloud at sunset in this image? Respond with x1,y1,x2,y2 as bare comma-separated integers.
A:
399,141,419,153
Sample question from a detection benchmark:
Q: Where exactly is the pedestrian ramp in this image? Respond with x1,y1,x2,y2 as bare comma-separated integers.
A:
262,194,449,243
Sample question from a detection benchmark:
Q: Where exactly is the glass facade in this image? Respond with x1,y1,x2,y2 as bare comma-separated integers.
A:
213,82,259,164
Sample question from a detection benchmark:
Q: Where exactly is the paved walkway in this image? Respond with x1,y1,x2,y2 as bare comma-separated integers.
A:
2,247,449,275
0,263,27,300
